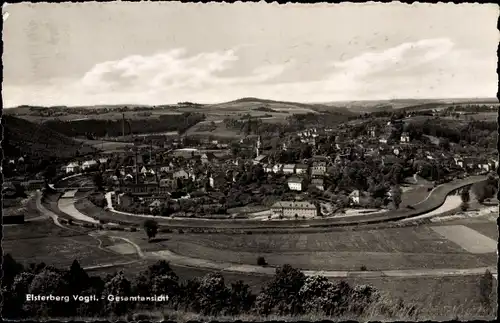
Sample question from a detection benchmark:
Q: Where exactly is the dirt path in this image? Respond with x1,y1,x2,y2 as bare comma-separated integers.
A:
146,248,497,278
36,192,498,279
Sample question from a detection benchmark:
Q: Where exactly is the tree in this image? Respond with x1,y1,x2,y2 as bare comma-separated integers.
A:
460,188,470,204
255,264,306,315
257,256,267,266
26,268,73,317
143,219,158,241
479,269,493,312
103,271,132,316
472,179,497,204
228,280,255,315
460,188,470,211
391,185,402,209
134,260,180,304
196,273,231,316
1,254,24,289
93,172,104,191
68,260,90,293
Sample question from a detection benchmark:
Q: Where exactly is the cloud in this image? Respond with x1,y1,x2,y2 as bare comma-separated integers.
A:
2,38,497,107
80,47,290,93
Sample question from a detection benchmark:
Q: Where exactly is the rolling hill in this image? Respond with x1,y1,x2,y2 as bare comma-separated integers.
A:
2,115,97,160
207,97,356,116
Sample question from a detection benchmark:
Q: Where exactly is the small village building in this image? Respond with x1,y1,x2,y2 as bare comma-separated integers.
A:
400,132,410,143
149,199,162,212
65,162,80,174
311,178,325,191
264,164,274,173
311,161,327,176
349,190,360,205
272,164,283,173
283,164,296,174
201,152,217,164
295,164,309,175
82,160,98,170
253,154,269,165
209,173,226,189
287,176,304,191
173,169,189,179
271,201,319,218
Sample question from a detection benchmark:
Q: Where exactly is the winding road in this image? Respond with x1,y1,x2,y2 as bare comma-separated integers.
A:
35,175,498,279
101,175,489,230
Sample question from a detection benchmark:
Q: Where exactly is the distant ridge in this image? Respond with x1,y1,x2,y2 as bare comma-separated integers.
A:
208,97,356,115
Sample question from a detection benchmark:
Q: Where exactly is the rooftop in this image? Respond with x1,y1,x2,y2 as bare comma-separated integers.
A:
271,201,317,209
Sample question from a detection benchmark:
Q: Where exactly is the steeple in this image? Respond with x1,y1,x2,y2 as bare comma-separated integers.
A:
256,136,261,157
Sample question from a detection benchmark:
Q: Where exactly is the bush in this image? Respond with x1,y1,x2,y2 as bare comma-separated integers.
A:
257,256,267,266
360,265,367,271
130,227,137,232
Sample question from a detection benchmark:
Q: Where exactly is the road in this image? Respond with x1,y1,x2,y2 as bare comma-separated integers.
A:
34,191,498,280
100,175,488,230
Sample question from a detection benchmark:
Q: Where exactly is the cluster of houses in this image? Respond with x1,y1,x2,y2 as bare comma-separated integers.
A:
52,115,498,218
64,158,109,173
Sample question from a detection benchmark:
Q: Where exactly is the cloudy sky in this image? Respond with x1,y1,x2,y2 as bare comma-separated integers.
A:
2,2,498,107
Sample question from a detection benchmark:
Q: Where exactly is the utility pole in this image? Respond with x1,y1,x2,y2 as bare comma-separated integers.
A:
122,113,125,138
134,148,138,184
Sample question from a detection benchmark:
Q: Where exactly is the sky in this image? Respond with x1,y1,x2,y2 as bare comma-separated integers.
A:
2,2,499,108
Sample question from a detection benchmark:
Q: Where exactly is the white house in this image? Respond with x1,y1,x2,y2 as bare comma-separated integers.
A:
400,132,410,143
283,164,296,174
287,177,304,191
349,190,360,205
81,160,98,170
272,164,283,173
65,162,80,174
253,154,269,165
295,164,309,175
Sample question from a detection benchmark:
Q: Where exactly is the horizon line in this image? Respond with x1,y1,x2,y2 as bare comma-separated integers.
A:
3,96,499,109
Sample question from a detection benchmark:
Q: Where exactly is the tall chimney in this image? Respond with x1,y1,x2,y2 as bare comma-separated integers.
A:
134,149,138,184
122,113,125,138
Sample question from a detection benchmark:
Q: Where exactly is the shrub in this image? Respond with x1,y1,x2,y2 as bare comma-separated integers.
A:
360,265,367,271
130,227,137,232
479,269,493,312
257,256,267,266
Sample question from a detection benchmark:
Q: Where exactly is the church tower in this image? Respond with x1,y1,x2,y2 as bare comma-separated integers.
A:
255,136,261,157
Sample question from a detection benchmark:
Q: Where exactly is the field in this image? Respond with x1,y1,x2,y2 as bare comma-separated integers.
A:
2,220,137,269
108,223,496,271
430,225,497,254
73,138,135,151
463,222,499,240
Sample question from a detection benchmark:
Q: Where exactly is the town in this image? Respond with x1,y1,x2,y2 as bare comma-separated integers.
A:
2,2,498,322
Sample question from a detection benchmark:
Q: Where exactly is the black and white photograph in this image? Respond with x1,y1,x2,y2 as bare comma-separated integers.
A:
1,1,499,321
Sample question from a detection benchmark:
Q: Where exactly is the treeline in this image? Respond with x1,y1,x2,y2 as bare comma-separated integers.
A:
406,118,497,148
223,111,352,136
287,112,353,129
1,254,419,320
43,113,205,138
223,117,289,136
446,104,497,112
